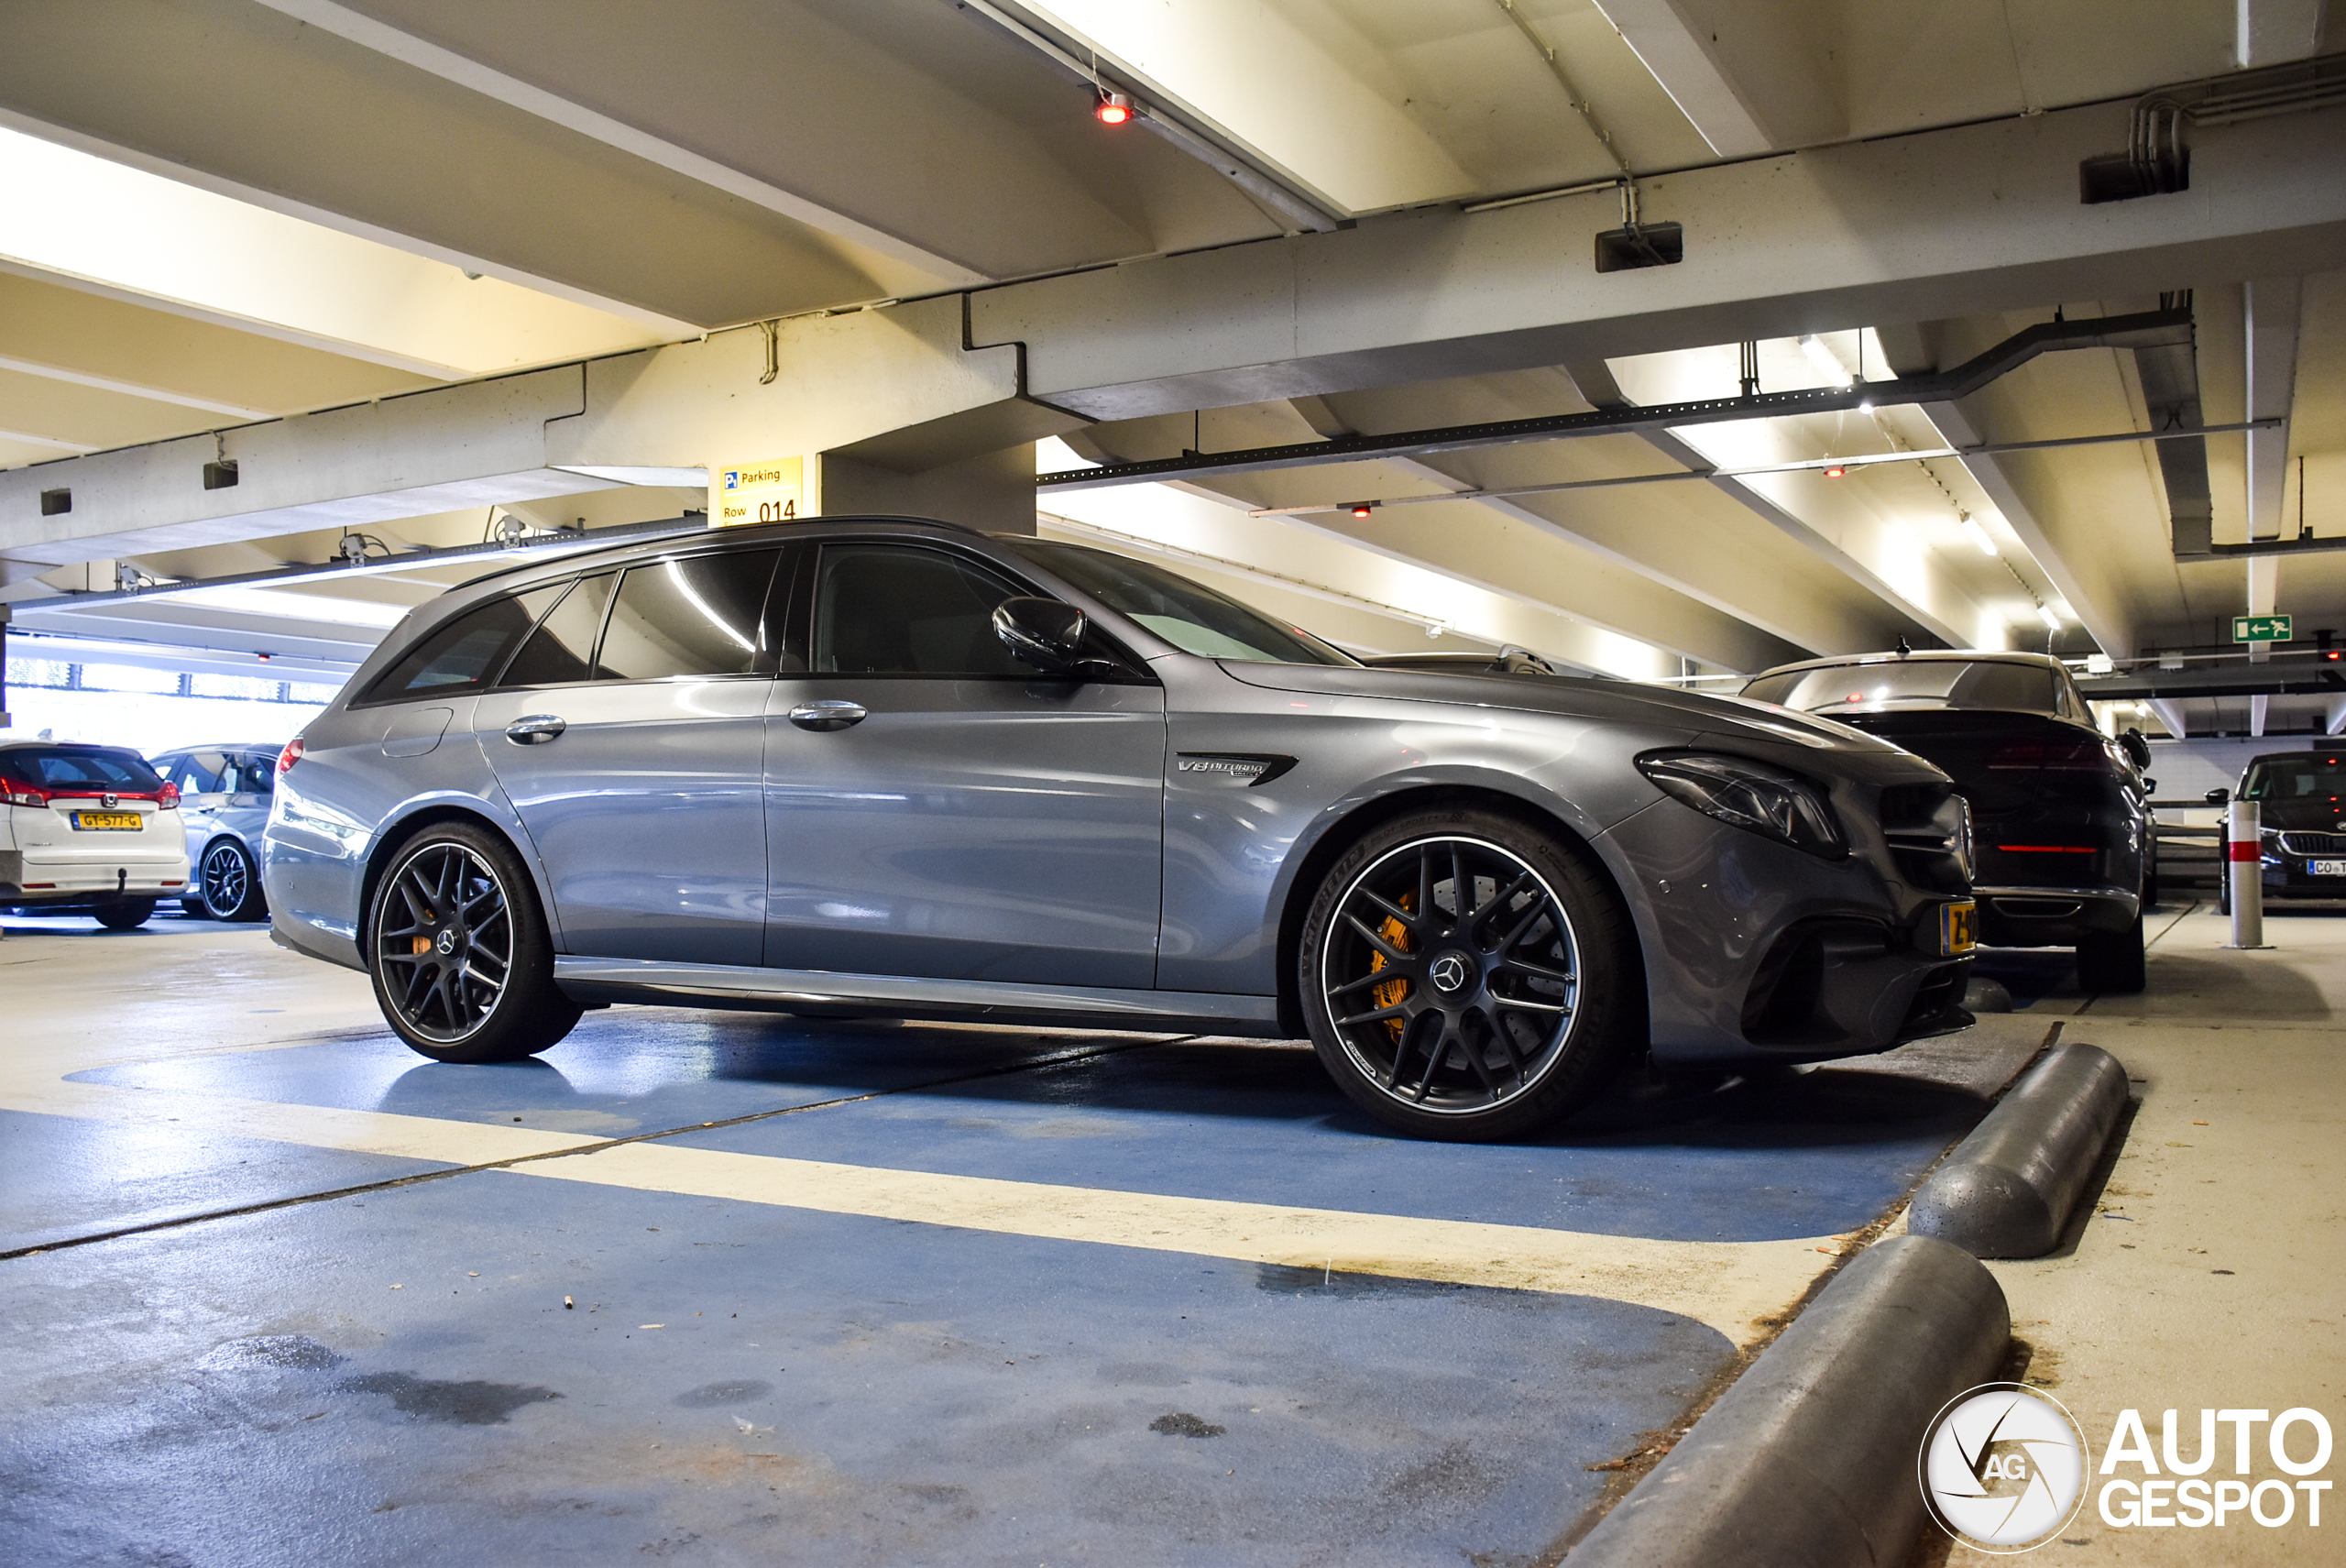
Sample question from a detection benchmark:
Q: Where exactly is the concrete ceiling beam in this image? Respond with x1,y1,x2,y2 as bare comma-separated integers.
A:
1587,0,1844,157
971,97,2346,420
0,297,1033,575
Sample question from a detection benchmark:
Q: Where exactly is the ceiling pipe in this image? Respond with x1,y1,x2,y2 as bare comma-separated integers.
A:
1038,305,2195,492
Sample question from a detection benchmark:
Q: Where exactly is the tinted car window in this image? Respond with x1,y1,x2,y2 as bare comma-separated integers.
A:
812,545,1030,677
500,573,618,688
2,747,165,792
226,753,277,794
362,583,566,704
178,750,229,793
1744,660,2059,716
596,549,784,681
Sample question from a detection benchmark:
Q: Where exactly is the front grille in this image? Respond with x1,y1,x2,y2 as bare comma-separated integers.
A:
1878,782,1973,894
2279,831,2346,856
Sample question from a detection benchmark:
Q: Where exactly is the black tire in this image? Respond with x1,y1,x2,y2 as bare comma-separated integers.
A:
197,837,268,922
2218,876,2231,916
2076,914,2147,994
1297,807,1639,1141
93,898,157,931
367,821,580,1063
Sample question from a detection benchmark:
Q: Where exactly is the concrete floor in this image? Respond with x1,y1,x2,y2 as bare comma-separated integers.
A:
0,904,2333,1564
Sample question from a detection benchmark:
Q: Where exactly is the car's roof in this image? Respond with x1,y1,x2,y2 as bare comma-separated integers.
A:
149,742,282,753
2243,749,2346,766
457,513,984,594
1749,649,2071,679
0,738,143,751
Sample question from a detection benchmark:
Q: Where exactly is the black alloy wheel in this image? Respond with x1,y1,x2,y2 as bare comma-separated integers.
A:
1299,808,1638,1141
198,838,267,922
368,822,580,1063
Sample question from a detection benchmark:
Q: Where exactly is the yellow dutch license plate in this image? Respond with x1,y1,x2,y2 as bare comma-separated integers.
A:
72,811,142,831
1939,900,1979,957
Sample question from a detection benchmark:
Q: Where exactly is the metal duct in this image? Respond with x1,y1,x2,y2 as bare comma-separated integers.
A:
2081,51,2346,203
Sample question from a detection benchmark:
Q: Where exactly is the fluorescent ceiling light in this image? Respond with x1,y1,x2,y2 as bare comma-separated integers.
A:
1960,514,2000,556
2037,604,2064,631
1798,334,1854,389
164,585,415,629
0,126,672,378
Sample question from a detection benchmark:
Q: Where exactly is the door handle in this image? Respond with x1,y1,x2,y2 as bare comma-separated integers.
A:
504,715,567,745
789,699,868,732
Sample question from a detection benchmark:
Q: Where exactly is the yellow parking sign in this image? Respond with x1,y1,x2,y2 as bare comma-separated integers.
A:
713,457,805,527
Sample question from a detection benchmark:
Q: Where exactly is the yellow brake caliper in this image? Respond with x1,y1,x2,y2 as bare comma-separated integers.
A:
1369,893,1413,1041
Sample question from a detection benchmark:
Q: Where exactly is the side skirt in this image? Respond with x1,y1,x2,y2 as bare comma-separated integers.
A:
552,958,1287,1037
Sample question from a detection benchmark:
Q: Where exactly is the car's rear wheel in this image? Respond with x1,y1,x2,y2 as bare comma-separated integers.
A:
1298,808,1639,1141
2076,914,2147,994
198,838,267,922
93,898,157,931
368,822,580,1063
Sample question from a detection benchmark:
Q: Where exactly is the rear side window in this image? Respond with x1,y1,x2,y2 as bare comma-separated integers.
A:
226,753,277,795
500,573,618,688
168,751,228,793
596,550,785,681
360,583,565,705
2,747,165,792
812,544,1029,677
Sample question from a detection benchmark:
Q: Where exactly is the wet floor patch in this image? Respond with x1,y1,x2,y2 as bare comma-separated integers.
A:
337,1371,563,1425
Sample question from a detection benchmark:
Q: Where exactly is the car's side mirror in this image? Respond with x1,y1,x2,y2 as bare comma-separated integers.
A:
2205,787,2231,806
993,597,1086,674
2120,728,2152,771
2143,777,2157,795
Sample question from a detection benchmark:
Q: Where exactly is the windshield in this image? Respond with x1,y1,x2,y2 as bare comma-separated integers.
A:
2241,755,2346,801
1006,540,1357,666
1743,659,2059,717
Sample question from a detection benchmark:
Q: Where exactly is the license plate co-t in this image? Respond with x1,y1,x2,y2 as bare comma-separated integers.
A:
2309,859,2346,877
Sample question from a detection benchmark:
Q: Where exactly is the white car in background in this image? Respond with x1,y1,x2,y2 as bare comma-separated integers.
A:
0,740,191,928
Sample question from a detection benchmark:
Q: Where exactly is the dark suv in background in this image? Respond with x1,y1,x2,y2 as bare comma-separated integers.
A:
1743,650,2151,992
2220,750,2346,910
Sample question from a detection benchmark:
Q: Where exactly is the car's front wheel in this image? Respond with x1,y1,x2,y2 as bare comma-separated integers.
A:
197,838,267,921
1298,808,1639,1141
367,822,581,1063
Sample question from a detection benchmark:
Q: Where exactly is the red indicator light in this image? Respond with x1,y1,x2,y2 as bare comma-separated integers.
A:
1351,503,1374,519
1094,92,1131,125
1824,466,1847,478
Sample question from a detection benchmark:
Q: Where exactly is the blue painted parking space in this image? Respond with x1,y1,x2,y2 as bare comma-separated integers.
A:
2,1166,1720,1568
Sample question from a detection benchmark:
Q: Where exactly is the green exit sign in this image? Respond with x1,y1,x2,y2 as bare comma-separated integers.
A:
2234,614,2293,642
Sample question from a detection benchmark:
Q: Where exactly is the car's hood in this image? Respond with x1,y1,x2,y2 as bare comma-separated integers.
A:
2253,795,2346,831
1215,662,1908,756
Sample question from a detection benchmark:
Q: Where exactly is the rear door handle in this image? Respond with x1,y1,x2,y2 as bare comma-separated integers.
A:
789,700,868,732
504,715,566,745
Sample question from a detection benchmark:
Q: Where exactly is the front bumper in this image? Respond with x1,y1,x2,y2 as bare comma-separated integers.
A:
1602,797,1972,1068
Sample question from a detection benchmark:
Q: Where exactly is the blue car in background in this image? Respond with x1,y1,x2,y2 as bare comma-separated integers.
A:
148,744,282,922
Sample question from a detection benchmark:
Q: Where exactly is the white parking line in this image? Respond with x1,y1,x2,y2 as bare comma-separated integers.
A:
4,1072,1841,1344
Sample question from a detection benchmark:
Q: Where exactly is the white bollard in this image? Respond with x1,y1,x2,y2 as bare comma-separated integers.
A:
2228,797,2266,948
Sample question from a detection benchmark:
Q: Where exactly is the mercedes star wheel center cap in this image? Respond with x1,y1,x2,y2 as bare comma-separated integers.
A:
1429,952,1471,993
435,930,457,956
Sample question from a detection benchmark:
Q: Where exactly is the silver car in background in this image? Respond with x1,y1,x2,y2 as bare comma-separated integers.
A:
264,516,1977,1141
149,745,280,922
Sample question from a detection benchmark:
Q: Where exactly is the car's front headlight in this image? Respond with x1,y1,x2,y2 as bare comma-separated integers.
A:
1637,751,1847,859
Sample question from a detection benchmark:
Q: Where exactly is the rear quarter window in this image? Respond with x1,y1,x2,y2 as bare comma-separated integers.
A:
357,583,567,706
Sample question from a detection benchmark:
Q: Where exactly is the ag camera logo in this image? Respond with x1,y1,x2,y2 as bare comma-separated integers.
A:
1920,1384,2089,1552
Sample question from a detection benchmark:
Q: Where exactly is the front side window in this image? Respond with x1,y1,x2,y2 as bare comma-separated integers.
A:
1003,539,1356,666
227,753,277,795
359,582,566,705
499,573,618,688
596,549,784,681
811,544,1030,677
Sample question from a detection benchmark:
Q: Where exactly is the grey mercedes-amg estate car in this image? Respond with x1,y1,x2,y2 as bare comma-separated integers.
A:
263,515,1976,1140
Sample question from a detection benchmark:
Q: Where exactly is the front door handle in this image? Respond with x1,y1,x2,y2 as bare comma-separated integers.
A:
789,699,868,732
505,715,567,745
